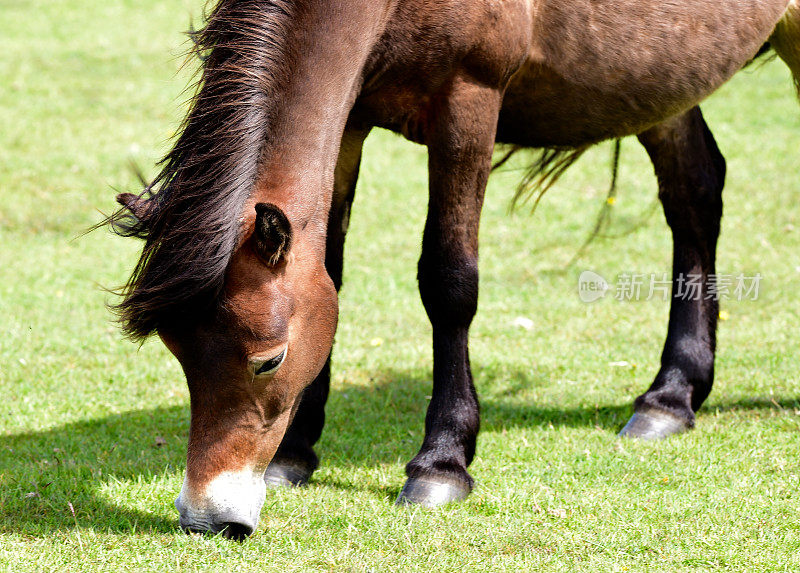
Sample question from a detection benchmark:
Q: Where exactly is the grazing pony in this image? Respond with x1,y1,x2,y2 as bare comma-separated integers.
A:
111,0,800,538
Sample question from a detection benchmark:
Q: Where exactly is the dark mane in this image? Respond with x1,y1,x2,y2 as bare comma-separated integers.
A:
109,0,295,340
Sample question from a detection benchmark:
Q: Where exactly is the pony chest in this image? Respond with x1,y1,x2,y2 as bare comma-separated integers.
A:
353,86,438,145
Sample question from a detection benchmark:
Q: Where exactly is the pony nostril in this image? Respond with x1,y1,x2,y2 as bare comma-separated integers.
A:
219,521,254,541
182,526,207,536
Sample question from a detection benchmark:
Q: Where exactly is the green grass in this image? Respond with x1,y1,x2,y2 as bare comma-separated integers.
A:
1,1,799,571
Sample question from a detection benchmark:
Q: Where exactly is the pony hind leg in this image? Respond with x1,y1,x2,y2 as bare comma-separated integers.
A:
264,128,370,487
620,107,725,439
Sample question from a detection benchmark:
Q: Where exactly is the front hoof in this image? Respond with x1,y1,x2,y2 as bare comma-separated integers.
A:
618,409,690,440
263,460,313,489
395,476,471,507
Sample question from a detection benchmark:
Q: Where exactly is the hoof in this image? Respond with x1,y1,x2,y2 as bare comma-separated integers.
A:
395,476,471,507
263,460,312,489
618,410,690,440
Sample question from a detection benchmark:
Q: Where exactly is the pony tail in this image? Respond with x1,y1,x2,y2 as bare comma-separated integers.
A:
771,0,800,97
494,146,588,214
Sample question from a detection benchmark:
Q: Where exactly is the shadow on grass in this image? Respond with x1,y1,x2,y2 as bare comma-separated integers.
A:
1,367,796,537
318,368,800,469
0,406,189,536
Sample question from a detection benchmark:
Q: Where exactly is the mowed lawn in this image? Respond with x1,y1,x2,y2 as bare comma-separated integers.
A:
1,1,799,571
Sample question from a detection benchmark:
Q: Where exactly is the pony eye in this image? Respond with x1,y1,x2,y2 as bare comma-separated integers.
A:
254,350,286,376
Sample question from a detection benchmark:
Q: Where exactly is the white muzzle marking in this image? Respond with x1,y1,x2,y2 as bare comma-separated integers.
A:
175,469,266,535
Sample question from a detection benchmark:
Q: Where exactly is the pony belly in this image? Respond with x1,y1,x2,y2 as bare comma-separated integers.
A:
497,65,689,147
497,0,791,148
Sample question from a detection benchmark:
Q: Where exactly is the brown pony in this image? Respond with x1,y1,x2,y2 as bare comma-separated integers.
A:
110,0,800,538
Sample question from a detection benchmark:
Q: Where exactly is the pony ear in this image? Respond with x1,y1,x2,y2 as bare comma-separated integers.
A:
254,203,292,266
116,192,153,222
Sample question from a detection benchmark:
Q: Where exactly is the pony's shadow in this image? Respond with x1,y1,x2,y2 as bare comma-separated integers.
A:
2,367,795,536
314,365,799,480
0,406,188,536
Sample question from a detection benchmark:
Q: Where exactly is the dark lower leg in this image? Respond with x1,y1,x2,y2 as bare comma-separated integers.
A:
398,78,501,505
400,220,482,505
405,263,480,486
621,107,724,438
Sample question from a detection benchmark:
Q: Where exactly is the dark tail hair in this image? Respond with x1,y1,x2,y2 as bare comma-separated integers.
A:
494,140,633,265
493,145,588,214
771,1,800,97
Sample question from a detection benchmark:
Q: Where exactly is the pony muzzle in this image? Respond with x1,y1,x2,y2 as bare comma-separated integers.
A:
175,469,267,539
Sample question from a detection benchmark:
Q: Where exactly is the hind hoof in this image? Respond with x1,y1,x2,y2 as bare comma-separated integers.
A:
395,477,471,507
619,410,690,440
263,460,312,488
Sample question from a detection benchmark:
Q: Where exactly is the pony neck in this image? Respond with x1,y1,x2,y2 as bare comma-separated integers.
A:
253,0,390,230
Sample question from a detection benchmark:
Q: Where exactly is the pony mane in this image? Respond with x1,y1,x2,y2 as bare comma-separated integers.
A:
109,0,295,340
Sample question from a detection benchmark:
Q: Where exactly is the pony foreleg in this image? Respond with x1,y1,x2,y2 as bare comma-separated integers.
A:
397,77,503,506
264,128,370,487
620,107,725,439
